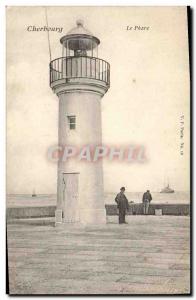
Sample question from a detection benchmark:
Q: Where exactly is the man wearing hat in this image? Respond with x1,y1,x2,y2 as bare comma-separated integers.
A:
115,187,129,224
142,190,152,215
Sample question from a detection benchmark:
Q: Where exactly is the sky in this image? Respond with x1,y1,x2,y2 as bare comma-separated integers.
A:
7,6,190,193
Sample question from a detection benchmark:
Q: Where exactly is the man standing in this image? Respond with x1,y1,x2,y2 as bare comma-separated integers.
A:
142,190,152,215
115,187,129,224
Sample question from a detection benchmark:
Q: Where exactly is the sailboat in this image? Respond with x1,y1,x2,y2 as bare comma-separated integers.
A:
32,189,37,197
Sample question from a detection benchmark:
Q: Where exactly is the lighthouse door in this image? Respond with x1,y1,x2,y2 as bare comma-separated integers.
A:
62,172,79,223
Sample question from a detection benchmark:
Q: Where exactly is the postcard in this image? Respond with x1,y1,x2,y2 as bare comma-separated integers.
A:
6,6,191,295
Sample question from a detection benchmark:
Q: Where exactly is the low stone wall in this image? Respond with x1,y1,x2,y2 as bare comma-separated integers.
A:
106,204,190,216
6,206,56,219
6,203,190,220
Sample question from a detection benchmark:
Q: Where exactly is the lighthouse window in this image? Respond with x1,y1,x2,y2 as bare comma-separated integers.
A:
67,115,76,130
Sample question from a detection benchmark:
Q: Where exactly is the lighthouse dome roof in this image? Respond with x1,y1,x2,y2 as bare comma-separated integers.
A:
60,20,100,48
66,20,93,35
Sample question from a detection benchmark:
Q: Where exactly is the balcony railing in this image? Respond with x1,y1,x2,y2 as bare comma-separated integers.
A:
50,56,110,86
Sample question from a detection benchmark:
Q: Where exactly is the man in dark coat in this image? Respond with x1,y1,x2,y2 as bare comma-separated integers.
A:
115,187,129,224
142,190,152,215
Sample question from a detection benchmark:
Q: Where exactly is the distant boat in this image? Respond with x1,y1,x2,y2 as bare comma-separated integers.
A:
32,189,37,197
160,184,174,193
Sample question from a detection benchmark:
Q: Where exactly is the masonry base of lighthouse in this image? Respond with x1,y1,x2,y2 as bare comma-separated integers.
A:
55,169,106,225
55,209,63,225
55,209,106,225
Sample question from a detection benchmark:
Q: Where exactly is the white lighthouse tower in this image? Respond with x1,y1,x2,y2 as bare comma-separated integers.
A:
50,20,110,224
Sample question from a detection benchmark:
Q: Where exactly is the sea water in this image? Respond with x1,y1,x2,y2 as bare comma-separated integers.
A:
7,191,190,207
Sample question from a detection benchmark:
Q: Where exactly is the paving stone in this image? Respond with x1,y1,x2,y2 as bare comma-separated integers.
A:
7,216,190,295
